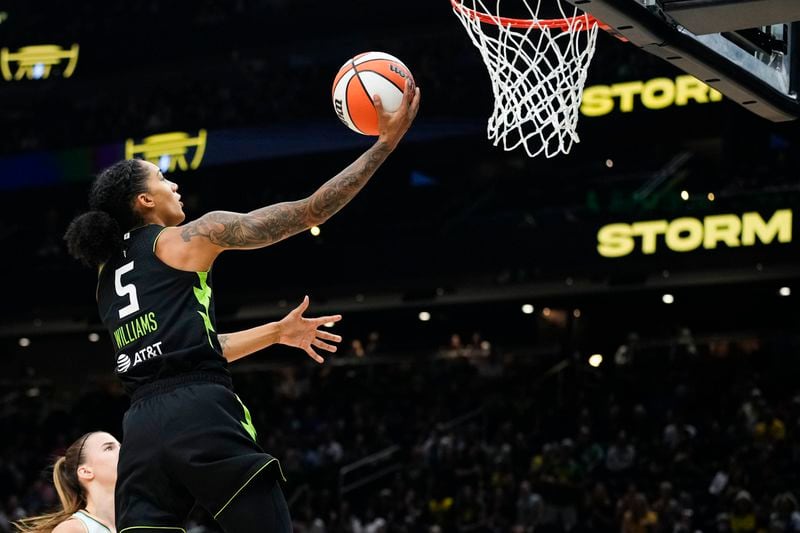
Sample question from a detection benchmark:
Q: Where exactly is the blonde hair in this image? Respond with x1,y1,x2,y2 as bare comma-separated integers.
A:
14,432,95,533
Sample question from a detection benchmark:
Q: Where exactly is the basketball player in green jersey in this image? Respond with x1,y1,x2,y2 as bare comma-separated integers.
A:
63,81,420,532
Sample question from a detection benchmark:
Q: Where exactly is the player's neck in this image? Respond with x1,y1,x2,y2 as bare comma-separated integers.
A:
84,485,116,532
141,213,168,227
139,205,176,228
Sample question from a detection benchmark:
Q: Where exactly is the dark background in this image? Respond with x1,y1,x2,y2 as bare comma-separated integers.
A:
0,2,798,532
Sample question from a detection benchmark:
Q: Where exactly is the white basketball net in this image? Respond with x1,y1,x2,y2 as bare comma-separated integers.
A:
452,0,600,158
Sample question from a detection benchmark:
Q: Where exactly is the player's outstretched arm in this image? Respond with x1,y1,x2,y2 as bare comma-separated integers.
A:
158,80,420,271
218,296,342,363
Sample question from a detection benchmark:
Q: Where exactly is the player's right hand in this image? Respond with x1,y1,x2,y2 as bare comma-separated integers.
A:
374,79,421,150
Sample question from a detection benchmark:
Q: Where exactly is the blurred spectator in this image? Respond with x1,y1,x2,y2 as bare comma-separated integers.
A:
621,494,658,533
577,426,605,474
584,482,615,533
456,484,486,530
365,332,380,355
515,480,543,532
770,493,800,533
730,491,757,533
651,482,677,517
445,334,465,358
754,409,786,443
349,339,366,358
606,431,636,473
663,413,697,451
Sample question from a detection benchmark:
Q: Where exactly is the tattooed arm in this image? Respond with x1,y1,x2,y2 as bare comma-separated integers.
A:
180,141,391,248
156,80,420,271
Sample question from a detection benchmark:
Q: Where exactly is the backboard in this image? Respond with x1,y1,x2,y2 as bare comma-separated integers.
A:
566,0,800,121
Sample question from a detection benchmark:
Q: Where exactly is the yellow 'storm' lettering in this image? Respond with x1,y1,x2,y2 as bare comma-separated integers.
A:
664,217,704,252
741,209,792,246
631,220,669,255
580,75,723,117
597,209,793,257
703,214,741,249
596,223,635,258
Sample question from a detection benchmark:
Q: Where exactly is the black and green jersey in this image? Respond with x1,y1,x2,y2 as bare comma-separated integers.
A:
96,224,228,394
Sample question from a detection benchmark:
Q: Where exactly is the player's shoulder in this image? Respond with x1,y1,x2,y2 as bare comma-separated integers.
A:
53,517,88,533
153,224,218,272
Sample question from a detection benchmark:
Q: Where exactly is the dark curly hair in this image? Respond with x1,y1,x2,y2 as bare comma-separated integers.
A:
64,159,150,267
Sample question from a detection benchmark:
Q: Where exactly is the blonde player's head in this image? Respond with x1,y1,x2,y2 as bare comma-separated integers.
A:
14,431,120,533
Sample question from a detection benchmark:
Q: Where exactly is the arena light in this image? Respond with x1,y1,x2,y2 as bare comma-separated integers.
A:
125,130,207,172
1,44,79,81
542,307,551,317
707,192,715,201
662,293,675,304
680,190,689,201
88,332,100,343
573,309,581,318
158,156,171,173
588,353,603,367
605,159,614,168
18,337,30,347
310,225,321,237
779,286,791,297
521,304,534,314
418,311,431,322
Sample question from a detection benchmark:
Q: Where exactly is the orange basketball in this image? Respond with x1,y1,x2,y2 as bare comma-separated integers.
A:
332,51,415,136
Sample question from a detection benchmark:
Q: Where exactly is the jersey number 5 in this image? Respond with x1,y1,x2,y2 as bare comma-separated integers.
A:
115,261,140,319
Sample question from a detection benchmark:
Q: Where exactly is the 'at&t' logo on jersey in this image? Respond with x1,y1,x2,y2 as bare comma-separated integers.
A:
116,342,164,374
117,354,131,373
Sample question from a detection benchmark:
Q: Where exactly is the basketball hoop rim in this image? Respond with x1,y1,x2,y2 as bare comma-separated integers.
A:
450,0,606,31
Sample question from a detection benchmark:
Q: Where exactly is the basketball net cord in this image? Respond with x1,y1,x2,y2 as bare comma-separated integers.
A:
451,0,600,158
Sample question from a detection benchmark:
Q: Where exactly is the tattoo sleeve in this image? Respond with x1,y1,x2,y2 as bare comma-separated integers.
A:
179,142,393,249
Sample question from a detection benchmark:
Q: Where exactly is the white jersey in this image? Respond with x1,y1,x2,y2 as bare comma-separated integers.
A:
70,510,112,533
